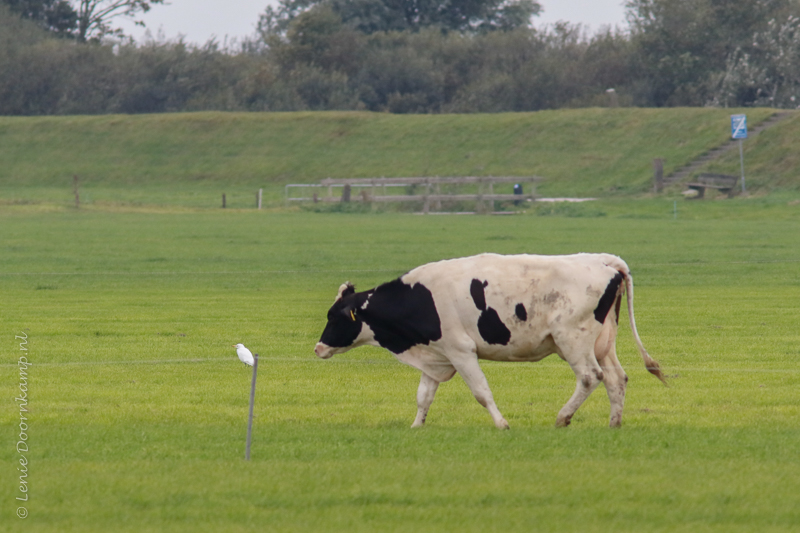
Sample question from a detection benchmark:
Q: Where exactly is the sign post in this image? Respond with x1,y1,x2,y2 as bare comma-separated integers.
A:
245,353,259,460
731,114,747,194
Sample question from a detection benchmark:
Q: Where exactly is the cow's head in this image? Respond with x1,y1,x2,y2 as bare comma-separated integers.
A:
315,282,371,359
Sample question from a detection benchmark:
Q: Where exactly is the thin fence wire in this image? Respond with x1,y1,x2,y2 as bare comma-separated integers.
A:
3,357,799,373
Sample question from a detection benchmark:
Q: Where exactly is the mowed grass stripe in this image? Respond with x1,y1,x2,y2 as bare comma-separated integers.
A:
3,256,800,276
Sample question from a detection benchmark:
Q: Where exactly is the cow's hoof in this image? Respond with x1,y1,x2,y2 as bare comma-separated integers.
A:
496,419,510,430
555,416,572,428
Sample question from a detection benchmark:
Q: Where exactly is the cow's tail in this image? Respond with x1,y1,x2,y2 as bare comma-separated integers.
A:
622,270,668,386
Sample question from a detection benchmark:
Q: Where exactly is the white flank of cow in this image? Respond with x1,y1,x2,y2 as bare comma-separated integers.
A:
315,253,666,429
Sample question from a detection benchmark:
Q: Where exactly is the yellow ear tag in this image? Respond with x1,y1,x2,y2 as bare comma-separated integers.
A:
350,310,356,321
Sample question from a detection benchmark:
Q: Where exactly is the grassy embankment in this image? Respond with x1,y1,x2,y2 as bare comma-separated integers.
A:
1,206,800,532
3,107,798,210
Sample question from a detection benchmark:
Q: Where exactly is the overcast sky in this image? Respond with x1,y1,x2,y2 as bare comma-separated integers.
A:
117,0,629,45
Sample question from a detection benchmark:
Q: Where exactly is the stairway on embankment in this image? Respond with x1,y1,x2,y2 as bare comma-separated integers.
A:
663,111,795,187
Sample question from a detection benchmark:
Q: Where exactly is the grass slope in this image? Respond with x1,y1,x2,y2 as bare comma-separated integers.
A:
2,201,800,531
0,108,781,208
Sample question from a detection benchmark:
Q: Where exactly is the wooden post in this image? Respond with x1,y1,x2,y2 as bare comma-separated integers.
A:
222,193,226,208
245,353,259,461
477,177,485,214
738,140,746,194
488,178,495,213
422,178,430,214
606,88,619,108
257,188,263,209
327,179,333,200
341,184,351,203
653,159,664,193
73,175,79,209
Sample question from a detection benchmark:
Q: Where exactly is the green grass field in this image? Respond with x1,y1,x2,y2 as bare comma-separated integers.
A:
2,199,800,532
3,108,797,210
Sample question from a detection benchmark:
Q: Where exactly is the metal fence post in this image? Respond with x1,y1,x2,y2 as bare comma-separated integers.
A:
245,353,259,460
73,175,80,208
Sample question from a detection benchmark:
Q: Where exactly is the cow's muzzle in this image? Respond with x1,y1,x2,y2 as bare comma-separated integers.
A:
315,342,334,359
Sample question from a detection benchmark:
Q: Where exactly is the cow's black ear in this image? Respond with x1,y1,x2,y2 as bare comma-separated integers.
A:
335,282,356,302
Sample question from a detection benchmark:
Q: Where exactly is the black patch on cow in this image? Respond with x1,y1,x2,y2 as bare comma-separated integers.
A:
478,308,512,345
319,290,371,348
469,279,512,345
594,272,624,324
470,279,488,311
360,279,442,355
515,303,527,321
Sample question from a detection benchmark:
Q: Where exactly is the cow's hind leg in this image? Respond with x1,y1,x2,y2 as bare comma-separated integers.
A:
412,373,439,428
595,303,628,428
599,348,627,428
451,356,509,429
555,337,604,428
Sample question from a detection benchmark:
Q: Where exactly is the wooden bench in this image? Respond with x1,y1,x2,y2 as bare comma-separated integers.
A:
686,173,739,199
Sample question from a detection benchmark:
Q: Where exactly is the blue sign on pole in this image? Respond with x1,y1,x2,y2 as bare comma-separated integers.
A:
731,114,747,139
731,114,747,193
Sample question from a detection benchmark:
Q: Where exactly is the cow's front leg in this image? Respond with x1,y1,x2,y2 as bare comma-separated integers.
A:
411,373,439,428
452,356,509,429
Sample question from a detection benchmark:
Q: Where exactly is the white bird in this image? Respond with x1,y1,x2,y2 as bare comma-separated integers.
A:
232,343,254,366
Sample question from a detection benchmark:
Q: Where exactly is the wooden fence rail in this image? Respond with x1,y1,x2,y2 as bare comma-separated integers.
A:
286,176,543,214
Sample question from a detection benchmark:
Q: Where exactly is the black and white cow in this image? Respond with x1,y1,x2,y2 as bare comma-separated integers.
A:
315,253,666,429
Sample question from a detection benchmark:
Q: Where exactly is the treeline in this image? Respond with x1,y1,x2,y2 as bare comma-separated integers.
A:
2,0,800,115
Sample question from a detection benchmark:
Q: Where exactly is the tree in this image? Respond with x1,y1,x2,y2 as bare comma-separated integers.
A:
259,0,541,37
716,15,800,107
2,0,78,36
277,6,365,74
625,0,791,106
73,0,165,42
258,0,320,38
